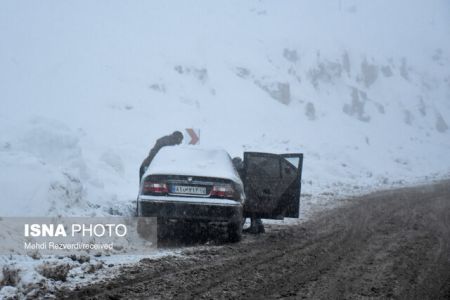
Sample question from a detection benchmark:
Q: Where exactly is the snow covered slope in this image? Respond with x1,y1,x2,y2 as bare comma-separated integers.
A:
1,0,449,217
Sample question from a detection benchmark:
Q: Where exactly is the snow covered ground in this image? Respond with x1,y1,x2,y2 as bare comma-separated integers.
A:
1,0,450,298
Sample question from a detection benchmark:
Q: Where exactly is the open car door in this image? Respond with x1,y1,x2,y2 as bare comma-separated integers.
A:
242,152,303,219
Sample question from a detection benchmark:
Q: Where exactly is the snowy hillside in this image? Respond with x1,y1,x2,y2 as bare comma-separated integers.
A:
1,0,449,218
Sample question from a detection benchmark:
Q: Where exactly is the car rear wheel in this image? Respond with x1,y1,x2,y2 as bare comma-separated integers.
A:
157,217,170,240
227,221,242,243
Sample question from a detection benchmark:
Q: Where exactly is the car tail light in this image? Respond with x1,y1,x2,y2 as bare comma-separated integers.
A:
210,184,236,199
142,182,168,195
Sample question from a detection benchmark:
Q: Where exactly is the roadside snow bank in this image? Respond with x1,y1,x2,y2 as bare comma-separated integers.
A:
0,116,136,217
0,251,180,299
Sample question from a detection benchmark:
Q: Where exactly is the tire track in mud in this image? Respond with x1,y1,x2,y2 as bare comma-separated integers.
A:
57,180,450,299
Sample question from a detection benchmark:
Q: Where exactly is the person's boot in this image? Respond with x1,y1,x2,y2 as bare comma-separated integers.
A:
255,218,265,234
244,218,264,234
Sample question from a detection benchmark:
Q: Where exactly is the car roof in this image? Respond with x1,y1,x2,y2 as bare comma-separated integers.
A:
144,146,242,185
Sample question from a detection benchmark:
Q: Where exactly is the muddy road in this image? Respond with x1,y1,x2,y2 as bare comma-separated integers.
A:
60,181,450,299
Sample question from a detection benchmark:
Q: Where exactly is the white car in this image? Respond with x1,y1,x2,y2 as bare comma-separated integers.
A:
137,146,303,242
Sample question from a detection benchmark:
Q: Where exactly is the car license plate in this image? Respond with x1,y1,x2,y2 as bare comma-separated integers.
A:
172,185,207,195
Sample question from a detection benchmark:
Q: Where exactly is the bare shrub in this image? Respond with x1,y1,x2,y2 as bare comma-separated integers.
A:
81,262,103,274
37,262,72,282
1,265,21,287
28,249,42,260
68,254,90,264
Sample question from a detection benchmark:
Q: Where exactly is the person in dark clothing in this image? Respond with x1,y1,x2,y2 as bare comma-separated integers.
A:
139,131,184,182
232,157,244,178
232,157,265,234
